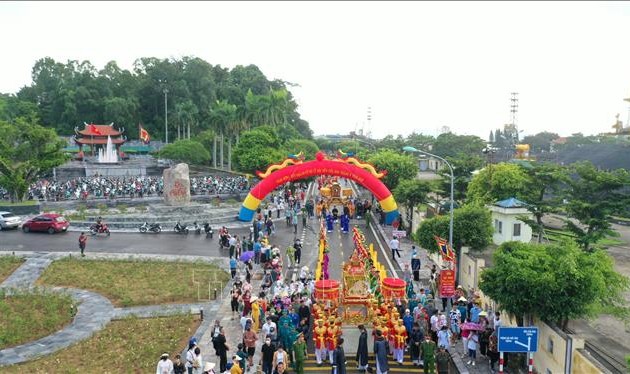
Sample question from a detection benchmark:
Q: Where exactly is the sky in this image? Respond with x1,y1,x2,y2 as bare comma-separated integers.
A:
2,1,630,140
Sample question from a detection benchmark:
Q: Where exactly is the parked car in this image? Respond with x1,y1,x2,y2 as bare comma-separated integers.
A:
0,211,21,230
22,213,70,234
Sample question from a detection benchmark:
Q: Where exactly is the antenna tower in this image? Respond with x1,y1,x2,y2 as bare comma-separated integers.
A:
510,92,519,128
366,106,372,139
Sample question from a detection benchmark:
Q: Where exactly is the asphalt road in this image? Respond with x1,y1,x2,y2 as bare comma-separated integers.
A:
0,215,394,277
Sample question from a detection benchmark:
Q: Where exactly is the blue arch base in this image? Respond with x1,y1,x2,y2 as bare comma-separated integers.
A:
385,211,399,225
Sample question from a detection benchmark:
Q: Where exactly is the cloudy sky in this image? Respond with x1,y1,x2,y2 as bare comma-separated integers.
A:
2,1,630,139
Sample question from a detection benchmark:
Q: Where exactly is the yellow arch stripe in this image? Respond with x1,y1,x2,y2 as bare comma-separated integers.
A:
243,193,262,211
344,157,385,179
379,195,397,212
257,159,300,179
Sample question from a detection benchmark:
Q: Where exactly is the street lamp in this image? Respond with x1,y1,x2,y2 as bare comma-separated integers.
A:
402,146,454,251
163,88,169,144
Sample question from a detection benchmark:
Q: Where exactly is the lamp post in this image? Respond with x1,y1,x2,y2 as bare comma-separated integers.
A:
163,88,169,144
402,146,454,251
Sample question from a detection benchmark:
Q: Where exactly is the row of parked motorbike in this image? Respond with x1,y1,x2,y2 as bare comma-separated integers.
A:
138,221,214,237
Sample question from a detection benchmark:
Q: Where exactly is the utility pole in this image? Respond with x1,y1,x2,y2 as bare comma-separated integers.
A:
163,88,169,144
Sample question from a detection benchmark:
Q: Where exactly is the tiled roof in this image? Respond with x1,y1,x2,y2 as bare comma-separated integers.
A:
77,124,123,136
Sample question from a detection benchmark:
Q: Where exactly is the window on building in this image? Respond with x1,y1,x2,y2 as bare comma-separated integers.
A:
513,223,521,237
495,219,503,234
547,337,554,354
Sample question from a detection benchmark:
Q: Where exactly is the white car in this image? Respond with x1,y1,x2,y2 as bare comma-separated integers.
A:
0,211,22,230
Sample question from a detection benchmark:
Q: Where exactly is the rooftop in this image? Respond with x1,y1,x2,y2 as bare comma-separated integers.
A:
494,197,528,208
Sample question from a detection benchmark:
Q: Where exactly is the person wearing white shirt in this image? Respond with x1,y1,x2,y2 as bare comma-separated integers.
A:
493,312,502,336
389,236,401,259
262,317,277,341
156,353,174,374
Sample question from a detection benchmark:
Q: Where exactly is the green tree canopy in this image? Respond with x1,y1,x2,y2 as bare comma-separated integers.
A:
519,163,569,242
283,139,320,161
367,150,418,191
232,128,284,174
467,162,532,205
0,118,68,201
437,153,484,202
480,240,629,328
432,133,486,158
158,139,210,165
564,161,630,251
414,204,493,253
393,179,432,232
522,131,559,153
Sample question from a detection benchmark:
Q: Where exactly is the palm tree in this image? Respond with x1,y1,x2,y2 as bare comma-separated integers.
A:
175,100,199,140
208,100,237,169
245,88,289,128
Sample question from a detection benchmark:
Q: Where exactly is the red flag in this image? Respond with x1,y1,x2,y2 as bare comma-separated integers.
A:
88,124,102,135
139,124,150,144
434,235,455,262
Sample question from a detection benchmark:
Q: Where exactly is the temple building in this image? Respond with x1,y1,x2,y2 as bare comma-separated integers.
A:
74,123,127,157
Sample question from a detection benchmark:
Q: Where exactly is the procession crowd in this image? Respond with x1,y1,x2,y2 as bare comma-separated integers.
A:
0,175,250,201
157,179,502,374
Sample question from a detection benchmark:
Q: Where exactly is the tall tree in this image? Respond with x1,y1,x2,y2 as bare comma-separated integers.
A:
431,132,486,158
466,162,531,205
521,131,559,154
480,240,629,328
437,154,484,203
519,163,569,243
0,119,68,201
564,161,630,251
488,130,494,144
367,150,418,191
393,179,432,233
414,204,493,254
208,100,237,169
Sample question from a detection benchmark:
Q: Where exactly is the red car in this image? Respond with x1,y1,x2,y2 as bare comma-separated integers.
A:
22,213,70,234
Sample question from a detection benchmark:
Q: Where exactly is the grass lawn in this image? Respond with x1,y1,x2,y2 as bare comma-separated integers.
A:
0,290,74,350
0,200,38,206
37,258,230,307
0,256,25,283
3,314,200,373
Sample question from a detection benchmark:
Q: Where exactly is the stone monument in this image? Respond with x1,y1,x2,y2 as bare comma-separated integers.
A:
163,163,191,205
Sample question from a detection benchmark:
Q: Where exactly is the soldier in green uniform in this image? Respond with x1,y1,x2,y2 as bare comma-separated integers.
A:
292,332,308,374
435,345,451,374
420,334,437,374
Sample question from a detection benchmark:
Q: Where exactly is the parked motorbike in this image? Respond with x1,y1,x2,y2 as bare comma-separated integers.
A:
139,222,161,233
192,221,201,235
174,221,189,234
204,222,213,238
89,223,111,236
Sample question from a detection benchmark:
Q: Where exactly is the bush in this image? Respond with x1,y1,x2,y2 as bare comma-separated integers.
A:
158,140,210,165
97,203,108,215
117,204,128,214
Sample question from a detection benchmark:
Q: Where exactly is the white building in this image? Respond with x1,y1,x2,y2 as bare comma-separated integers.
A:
488,197,533,245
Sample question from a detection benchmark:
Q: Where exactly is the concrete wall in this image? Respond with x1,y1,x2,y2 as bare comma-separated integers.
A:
573,349,606,374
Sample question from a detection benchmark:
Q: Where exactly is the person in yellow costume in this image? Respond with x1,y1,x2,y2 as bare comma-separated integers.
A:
327,316,340,363
251,296,261,333
313,319,328,366
393,319,408,364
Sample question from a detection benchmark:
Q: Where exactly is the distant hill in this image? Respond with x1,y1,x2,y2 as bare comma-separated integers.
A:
539,143,630,170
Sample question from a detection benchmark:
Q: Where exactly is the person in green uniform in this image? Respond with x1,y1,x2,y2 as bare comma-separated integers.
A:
435,345,451,374
420,334,437,374
365,211,371,228
292,332,307,374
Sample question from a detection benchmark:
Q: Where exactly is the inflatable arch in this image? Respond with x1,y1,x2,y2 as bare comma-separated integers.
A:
238,152,399,224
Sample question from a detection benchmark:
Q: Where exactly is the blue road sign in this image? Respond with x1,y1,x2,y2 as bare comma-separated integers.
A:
498,327,539,353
